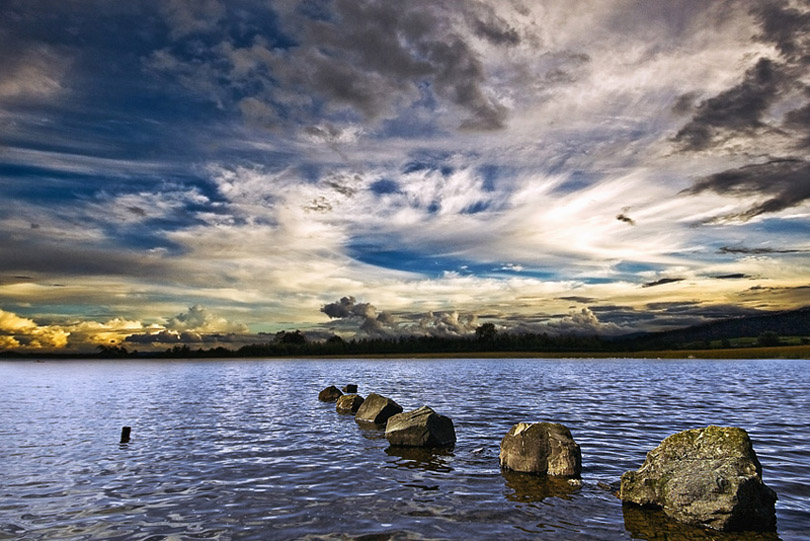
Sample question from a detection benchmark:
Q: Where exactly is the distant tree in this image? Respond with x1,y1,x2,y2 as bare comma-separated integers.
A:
721,338,731,348
475,323,497,343
96,344,131,358
757,332,780,347
280,330,307,345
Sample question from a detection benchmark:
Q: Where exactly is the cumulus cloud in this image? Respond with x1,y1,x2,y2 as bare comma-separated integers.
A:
321,296,396,337
0,309,70,350
545,307,626,336
415,311,479,337
321,296,481,338
166,304,249,334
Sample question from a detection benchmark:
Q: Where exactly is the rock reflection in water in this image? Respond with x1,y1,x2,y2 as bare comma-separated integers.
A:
384,446,454,473
501,470,580,503
622,504,782,541
355,422,388,440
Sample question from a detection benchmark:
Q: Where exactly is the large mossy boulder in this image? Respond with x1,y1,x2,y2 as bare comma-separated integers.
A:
354,392,403,426
620,425,777,531
385,406,456,447
499,422,581,477
318,385,343,402
336,394,364,414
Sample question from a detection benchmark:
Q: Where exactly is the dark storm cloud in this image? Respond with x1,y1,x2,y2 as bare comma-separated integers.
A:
0,237,173,278
752,1,810,64
783,100,810,149
642,277,685,288
318,0,509,130
556,296,597,304
616,207,635,226
589,302,765,331
671,92,698,115
719,245,808,255
675,1,810,152
466,3,521,46
148,0,512,132
686,158,810,221
713,273,750,279
673,58,783,151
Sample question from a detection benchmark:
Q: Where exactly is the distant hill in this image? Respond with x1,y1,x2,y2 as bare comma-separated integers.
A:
616,306,810,350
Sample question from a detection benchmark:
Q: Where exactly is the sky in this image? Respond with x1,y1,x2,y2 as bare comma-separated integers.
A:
2,0,810,351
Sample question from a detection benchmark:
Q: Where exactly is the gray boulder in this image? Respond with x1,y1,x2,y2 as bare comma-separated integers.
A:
342,384,358,393
499,422,581,477
336,394,364,414
620,425,777,531
354,392,403,426
318,385,343,402
385,406,456,447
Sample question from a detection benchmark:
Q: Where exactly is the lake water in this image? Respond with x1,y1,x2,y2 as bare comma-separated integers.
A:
2,358,809,540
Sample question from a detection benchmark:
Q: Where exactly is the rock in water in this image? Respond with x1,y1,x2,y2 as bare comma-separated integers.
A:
620,425,777,531
342,384,358,393
336,394,364,414
385,406,456,447
318,385,343,402
499,422,581,477
354,392,403,426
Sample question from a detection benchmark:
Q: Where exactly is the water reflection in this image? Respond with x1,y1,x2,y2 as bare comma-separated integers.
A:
622,504,782,541
384,446,454,473
501,470,580,503
355,422,388,440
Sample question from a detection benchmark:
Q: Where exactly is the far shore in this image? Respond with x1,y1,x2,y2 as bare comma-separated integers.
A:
3,344,809,361
318,344,810,360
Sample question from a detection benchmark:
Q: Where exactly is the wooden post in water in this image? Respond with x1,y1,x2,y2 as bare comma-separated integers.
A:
120,426,131,444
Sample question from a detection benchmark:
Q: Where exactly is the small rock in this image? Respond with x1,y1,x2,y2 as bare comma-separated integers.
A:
598,480,621,496
336,394,364,414
499,422,581,477
342,384,358,393
385,406,456,447
354,392,403,426
318,385,343,402
619,425,777,531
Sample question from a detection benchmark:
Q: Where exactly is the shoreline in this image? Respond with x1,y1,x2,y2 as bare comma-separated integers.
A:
3,345,809,361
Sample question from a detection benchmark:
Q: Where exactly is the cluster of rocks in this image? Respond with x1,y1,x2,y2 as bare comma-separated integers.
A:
318,385,776,532
319,384,457,448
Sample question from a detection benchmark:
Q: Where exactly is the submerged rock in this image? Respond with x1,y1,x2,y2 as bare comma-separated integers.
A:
318,385,343,402
385,406,456,447
620,425,777,531
499,422,581,477
336,394,364,414
342,384,358,393
354,392,403,426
